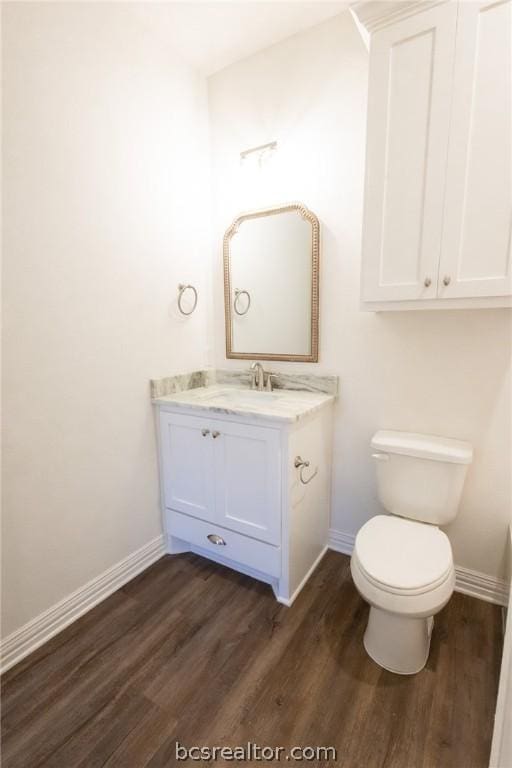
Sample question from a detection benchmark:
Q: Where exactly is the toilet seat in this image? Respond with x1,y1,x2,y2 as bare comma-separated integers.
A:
351,515,455,620
354,515,453,594
351,550,455,619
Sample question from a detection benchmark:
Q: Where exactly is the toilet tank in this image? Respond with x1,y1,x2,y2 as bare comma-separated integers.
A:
371,431,473,525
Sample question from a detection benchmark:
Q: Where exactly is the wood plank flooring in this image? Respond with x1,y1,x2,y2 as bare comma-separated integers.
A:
1,551,503,768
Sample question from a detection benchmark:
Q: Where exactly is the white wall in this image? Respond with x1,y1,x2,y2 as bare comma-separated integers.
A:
208,12,512,580
1,2,212,637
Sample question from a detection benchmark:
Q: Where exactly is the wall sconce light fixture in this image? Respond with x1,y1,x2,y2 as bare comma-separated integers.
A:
240,140,277,167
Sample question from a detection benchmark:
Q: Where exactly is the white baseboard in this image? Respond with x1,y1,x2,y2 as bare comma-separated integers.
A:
454,565,509,606
0,534,166,674
328,529,355,556
328,528,509,607
274,546,328,607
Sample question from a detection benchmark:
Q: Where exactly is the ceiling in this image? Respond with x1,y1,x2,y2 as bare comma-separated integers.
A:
134,2,348,76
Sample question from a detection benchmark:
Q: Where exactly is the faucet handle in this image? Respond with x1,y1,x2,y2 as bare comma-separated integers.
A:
265,373,275,392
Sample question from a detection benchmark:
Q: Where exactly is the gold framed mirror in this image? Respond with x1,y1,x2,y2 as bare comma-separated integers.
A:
223,202,319,362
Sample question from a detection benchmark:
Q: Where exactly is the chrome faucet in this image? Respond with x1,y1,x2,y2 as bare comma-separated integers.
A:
250,362,275,391
250,362,266,391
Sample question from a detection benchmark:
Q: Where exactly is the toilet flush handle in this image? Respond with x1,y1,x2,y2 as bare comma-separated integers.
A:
371,453,389,461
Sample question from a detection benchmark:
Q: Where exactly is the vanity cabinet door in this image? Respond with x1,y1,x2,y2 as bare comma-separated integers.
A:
159,411,215,522
213,421,281,545
438,0,512,299
361,2,458,302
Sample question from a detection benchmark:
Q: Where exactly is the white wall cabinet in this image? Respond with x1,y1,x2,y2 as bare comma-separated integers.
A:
358,0,512,310
439,0,511,300
157,403,334,605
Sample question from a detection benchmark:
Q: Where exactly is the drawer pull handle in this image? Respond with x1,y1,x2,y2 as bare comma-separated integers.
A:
294,455,318,485
201,429,210,437
212,431,220,439
207,533,226,546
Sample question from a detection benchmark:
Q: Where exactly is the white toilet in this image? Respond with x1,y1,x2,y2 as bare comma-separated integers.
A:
351,430,473,675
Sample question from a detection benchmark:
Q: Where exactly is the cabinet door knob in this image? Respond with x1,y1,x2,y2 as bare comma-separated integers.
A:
201,429,210,437
212,431,220,439
443,275,451,286
207,533,226,546
424,276,431,287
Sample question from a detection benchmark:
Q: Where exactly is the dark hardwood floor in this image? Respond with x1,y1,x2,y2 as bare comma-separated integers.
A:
1,551,503,768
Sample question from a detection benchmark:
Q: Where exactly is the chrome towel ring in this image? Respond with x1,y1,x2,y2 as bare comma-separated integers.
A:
233,288,251,316
177,283,198,316
294,456,318,485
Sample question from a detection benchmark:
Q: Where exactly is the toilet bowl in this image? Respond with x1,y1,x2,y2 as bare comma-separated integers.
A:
351,431,472,675
351,515,455,673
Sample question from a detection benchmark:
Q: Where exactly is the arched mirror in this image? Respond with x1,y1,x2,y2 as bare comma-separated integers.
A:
223,202,319,362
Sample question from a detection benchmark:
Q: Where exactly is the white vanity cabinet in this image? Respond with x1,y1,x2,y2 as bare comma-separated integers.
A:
358,0,512,310
159,411,281,545
156,396,334,606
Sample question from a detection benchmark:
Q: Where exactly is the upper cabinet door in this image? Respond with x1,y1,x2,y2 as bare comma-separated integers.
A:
213,421,281,545
159,411,215,522
439,0,512,298
361,3,458,302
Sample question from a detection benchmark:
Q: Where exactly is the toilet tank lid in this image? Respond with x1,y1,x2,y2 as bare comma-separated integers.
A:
371,430,473,464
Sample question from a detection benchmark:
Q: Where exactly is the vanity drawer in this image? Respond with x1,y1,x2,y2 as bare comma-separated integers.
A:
167,509,281,578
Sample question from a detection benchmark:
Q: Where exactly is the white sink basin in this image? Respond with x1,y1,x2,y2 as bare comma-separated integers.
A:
196,388,281,406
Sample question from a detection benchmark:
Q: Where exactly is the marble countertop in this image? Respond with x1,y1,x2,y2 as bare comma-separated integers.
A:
152,384,335,424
